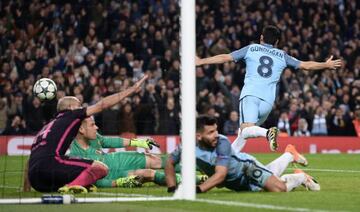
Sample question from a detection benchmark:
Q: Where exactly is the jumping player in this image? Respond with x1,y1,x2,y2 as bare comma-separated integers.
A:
27,75,148,193
165,115,320,193
196,25,342,153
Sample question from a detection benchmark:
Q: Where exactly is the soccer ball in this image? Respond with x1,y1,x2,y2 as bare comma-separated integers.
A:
33,78,57,101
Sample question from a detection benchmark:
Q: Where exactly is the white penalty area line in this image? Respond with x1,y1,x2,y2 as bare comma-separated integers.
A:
195,199,339,212
288,168,360,174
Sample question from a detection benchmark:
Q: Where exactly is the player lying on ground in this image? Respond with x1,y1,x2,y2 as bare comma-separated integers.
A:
196,25,342,153
27,75,148,193
166,115,320,193
68,116,207,188
69,116,177,187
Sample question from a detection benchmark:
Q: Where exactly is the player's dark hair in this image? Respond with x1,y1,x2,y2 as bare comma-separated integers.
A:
262,25,281,45
196,115,217,132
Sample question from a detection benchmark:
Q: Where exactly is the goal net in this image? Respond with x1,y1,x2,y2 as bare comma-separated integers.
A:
0,0,195,204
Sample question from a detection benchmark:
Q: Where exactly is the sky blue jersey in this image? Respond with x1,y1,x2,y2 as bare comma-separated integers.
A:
230,43,300,104
170,134,273,191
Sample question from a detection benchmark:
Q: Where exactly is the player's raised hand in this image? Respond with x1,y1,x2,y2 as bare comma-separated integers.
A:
326,55,342,70
130,74,148,93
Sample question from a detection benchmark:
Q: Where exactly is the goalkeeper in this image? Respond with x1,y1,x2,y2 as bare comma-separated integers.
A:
68,116,182,188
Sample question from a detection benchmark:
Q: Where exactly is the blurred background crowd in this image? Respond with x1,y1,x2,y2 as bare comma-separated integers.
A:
0,0,359,137
196,0,360,137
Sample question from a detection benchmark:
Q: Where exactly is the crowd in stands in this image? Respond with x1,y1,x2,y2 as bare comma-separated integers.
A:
0,0,359,137
196,0,360,137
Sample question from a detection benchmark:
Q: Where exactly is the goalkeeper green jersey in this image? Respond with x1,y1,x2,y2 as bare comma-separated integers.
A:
68,133,146,187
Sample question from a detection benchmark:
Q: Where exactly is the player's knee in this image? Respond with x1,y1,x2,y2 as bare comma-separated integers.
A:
240,123,255,130
92,161,109,178
275,181,287,192
264,175,287,192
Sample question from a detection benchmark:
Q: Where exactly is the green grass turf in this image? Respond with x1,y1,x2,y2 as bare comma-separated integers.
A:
0,154,359,211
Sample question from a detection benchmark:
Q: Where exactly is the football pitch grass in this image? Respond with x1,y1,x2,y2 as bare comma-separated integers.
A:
1,154,359,212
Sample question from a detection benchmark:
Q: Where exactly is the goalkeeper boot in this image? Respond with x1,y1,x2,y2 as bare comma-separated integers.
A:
266,127,279,151
58,185,88,194
294,169,320,191
86,184,98,193
116,175,143,188
285,144,308,166
196,175,208,185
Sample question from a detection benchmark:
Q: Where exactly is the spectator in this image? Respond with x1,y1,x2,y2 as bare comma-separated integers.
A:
223,111,239,135
0,99,7,134
24,97,45,134
294,119,311,137
2,115,28,135
119,102,136,134
352,106,360,137
158,98,180,135
311,106,328,136
277,111,291,136
328,107,355,136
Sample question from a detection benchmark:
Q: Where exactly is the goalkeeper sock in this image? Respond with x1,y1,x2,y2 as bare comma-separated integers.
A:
280,173,307,192
266,152,293,177
154,171,181,185
241,126,267,139
154,171,166,185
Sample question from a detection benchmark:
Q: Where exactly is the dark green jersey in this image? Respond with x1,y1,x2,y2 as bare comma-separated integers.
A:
69,133,124,161
68,133,146,187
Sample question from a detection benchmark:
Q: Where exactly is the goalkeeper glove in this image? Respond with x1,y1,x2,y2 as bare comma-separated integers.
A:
129,138,160,150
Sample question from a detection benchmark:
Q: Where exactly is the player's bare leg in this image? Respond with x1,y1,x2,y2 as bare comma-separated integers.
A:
263,175,287,192
145,154,162,169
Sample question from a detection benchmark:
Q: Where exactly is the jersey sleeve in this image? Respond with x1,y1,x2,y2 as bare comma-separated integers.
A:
230,45,250,62
284,53,300,69
170,145,182,164
215,136,232,167
70,108,87,119
96,133,124,148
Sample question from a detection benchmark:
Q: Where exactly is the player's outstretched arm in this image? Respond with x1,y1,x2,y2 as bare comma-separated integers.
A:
86,75,148,116
196,54,233,66
196,165,227,193
299,55,342,71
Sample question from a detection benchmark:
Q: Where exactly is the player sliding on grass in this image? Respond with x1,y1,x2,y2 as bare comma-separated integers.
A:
69,116,179,188
166,115,320,193
196,25,342,153
27,75,148,193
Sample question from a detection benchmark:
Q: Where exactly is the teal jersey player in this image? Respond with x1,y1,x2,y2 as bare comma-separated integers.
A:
196,25,342,153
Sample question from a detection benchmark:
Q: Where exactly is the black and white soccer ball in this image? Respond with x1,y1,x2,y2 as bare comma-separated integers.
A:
33,78,57,101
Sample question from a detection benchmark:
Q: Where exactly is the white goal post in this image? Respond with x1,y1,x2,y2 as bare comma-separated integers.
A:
179,0,196,200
